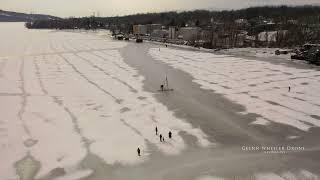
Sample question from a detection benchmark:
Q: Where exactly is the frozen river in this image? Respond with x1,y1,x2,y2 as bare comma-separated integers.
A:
0,23,320,180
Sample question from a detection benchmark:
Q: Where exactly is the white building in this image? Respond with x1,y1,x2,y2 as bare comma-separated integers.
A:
168,26,177,39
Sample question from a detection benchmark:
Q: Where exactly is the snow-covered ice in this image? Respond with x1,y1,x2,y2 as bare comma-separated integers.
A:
1,22,319,180
0,23,210,179
220,47,292,61
196,175,224,180
54,169,93,180
149,48,320,131
256,170,319,180
250,117,270,126
195,170,319,180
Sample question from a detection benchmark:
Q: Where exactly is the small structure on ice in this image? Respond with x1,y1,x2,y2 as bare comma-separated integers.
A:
159,75,174,92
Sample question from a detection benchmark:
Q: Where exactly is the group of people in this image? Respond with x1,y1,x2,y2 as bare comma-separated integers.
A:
137,126,173,156
156,126,172,142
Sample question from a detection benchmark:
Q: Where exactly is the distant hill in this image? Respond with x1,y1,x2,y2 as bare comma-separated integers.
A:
0,10,60,22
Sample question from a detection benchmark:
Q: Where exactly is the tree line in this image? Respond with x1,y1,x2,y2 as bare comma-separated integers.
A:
26,6,320,29
25,5,320,47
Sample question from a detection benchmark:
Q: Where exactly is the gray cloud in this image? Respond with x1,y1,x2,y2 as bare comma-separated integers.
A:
1,0,319,17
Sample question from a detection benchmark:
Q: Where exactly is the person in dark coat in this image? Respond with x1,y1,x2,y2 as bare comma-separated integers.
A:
137,147,141,156
160,85,164,91
155,126,158,135
160,134,162,142
288,86,291,92
168,131,172,139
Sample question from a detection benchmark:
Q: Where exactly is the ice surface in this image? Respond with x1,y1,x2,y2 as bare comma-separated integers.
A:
0,23,210,179
54,169,93,180
196,175,224,180
255,173,286,180
250,118,270,126
195,170,319,180
220,47,291,61
149,48,320,131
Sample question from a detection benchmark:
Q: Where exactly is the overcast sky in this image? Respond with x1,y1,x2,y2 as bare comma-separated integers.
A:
2,0,320,17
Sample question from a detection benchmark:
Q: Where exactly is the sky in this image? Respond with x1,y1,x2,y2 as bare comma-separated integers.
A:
1,0,320,17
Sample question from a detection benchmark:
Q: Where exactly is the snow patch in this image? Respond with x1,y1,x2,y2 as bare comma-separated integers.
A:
196,175,224,180
54,169,93,180
255,172,286,180
250,118,270,126
286,136,300,140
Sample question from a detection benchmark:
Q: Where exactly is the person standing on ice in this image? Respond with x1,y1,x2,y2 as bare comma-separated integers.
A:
288,86,291,92
137,147,141,156
168,131,172,139
160,84,164,91
160,134,163,142
155,126,158,135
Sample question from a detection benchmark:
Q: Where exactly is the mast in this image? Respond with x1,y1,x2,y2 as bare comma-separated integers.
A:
165,75,169,90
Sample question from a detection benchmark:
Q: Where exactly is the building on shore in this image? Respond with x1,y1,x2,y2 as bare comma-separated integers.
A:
179,27,201,41
257,30,288,46
146,24,162,34
133,25,147,36
168,26,177,39
151,29,169,39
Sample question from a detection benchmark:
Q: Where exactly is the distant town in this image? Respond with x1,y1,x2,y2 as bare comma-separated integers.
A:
25,6,320,65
